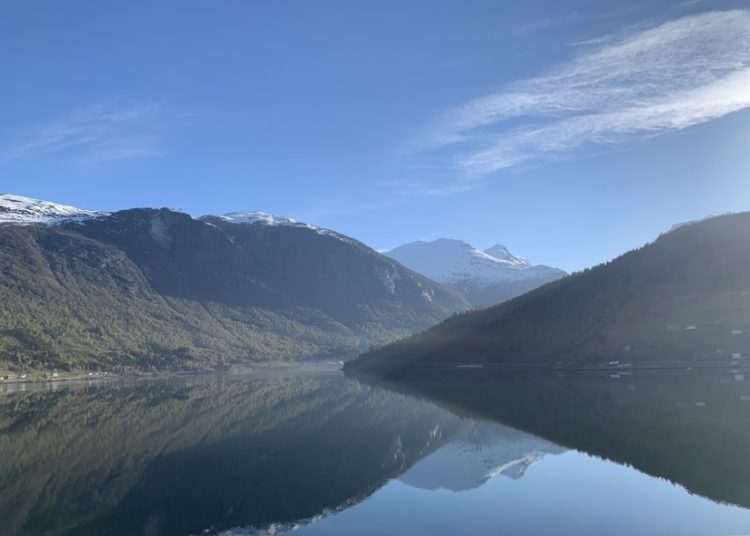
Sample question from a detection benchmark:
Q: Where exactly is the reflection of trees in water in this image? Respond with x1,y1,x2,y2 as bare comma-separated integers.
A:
7,369,745,535
369,371,750,510
0,373,469,536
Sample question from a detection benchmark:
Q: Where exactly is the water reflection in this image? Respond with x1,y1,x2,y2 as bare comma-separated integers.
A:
353,369,750,510
1,370,750,535
0,372,468,536
262,449,750,536
399,423,565,492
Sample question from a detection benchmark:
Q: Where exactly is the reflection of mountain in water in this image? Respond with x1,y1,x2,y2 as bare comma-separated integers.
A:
400,423,565,492
399,423,563,491
357,370,750,510
0,372,471,536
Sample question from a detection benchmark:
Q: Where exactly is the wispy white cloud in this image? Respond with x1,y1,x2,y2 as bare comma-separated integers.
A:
0,97,162,166
417,9,750,180
567,35,614,48
378,178,478,198
509,13,590,36
508,4,645,41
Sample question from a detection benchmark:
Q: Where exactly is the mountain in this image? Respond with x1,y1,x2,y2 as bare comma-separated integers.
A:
0,194,470,372
385,238,566,307
348,212,750,378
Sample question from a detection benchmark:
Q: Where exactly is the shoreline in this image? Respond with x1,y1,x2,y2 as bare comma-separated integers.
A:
345,358,750,385
0,359,347,388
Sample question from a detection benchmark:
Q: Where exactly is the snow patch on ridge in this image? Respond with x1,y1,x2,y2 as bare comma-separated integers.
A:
484,244,529,266
0,194,106,225
217,211,355,244
218,211,315,228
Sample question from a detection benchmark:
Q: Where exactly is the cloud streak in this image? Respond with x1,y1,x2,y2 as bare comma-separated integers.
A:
418,9,750,179
0,98,162,166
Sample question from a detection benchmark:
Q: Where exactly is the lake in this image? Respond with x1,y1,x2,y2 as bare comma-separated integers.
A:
1,368,749,535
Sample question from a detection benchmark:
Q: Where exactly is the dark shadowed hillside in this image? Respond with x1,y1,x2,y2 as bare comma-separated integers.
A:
348,212,750,378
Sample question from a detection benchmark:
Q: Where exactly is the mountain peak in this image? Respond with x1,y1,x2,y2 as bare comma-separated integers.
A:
386,238,566,307
484,244,530,266
431,237,473,247
386,238,555,281
0,194,105,225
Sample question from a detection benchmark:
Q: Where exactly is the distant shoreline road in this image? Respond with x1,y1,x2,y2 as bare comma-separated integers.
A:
384,359,750,377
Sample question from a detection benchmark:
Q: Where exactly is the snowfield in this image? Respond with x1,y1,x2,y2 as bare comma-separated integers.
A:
0,194,106,225
216,211,358,245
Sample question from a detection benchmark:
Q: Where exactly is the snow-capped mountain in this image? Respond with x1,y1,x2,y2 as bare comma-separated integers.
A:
0,194,470,370
398,422,565,492
0,194,105,225
386,238,566,307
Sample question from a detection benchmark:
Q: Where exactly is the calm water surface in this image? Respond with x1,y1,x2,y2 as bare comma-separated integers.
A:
1,368,749,536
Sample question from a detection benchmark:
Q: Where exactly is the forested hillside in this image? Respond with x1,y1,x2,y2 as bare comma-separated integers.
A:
0,201,469,372
348,213,750,377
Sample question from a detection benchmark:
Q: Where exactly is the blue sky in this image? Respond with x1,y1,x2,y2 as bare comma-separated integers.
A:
1,0,749,272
